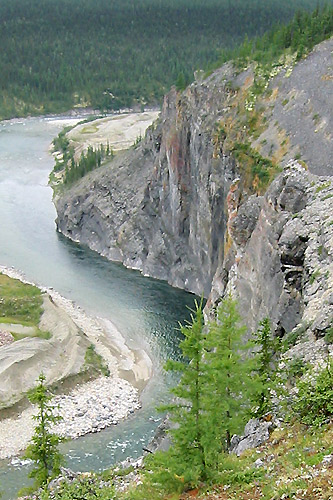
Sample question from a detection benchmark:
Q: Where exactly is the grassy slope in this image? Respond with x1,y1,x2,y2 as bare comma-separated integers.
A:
32,423,332,499
0,274,50,340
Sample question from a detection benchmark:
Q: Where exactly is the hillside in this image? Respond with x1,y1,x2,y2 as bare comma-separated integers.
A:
0,0,324,119
26,422,332,499
10,5,330,499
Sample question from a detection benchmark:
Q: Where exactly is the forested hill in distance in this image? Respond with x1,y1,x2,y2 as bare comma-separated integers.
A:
0,0,327,119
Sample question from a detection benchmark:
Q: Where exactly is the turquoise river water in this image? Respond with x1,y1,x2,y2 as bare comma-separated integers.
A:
0,116,195,499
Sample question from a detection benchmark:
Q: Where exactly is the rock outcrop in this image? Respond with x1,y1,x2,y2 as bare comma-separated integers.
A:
211,161,333,340
54,38,333,342
55,73,238,296
230,417,275,456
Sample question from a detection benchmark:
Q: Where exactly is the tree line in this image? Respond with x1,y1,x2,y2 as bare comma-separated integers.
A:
51,124,114,187
212,2,333,69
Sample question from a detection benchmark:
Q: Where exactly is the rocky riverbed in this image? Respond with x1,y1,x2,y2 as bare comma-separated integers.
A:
0,266,152,460
0,376,140,460
52,377,140,439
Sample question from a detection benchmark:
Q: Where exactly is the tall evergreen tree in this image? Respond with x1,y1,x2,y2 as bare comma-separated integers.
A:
158,296,261,487
204,296,259,455
163,299,208,482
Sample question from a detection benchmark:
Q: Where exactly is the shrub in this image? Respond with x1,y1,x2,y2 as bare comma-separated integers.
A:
324,327,333,344
293,360,333,426
39,475,116,500
84,344,110,376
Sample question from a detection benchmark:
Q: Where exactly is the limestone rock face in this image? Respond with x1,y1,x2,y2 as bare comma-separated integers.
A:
56,66,240,296
211,161,333,343
230,418,274,456
55,39,333,343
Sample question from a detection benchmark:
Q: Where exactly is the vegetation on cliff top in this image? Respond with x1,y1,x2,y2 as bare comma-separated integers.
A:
210,2,333,70
210,4,333,194
0,0,325,119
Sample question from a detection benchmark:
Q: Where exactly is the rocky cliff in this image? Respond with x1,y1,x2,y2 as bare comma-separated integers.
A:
55,38,333,342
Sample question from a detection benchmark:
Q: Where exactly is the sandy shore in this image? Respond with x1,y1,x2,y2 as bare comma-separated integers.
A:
0,266,152,459
66,111,159,159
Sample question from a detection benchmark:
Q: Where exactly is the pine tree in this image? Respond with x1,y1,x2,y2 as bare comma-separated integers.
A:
24,374,64,488
204,296,259,454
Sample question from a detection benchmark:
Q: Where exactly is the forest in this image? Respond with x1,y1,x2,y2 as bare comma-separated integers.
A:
0,0,327,119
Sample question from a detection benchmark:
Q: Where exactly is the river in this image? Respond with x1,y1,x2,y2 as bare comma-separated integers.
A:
0,116,195,499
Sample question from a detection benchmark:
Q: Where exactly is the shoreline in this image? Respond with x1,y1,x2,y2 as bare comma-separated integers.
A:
0,265,153,460
0,376,141,461
0,106,161,126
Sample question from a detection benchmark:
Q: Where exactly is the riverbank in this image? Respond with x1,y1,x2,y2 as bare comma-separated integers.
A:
64,111,159,158
0,376,140,460
0,266,152,459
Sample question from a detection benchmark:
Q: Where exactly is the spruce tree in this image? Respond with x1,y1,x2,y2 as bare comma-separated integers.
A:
24,374,64,488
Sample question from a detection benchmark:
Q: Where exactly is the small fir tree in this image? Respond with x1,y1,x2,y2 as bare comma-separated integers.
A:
24,374,64,488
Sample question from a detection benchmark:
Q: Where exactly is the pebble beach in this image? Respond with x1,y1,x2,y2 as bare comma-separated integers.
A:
0,376,140,460
0,266,151,460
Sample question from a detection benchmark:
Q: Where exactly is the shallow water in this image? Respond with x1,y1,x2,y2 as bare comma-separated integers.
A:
0,116,195,499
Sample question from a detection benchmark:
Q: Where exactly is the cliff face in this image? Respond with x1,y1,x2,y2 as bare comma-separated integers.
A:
55,38,333,339
56,63,240,296
211,161,333,346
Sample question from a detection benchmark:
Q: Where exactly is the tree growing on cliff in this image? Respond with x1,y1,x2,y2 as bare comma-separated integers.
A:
24,373,64,489
146,296,261,493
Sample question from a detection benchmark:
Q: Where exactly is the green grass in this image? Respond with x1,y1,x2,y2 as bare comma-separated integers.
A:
315,181,331,193
84,344,110,377
232,142,282,194
309,269,321,285
0,273,43,326
0,273,52,341
11,330,52,341
81,125,99,134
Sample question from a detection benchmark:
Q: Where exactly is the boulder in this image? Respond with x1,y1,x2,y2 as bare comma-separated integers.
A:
230,418,274,456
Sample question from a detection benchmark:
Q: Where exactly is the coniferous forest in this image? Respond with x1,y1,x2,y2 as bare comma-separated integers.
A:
0,0,327,119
